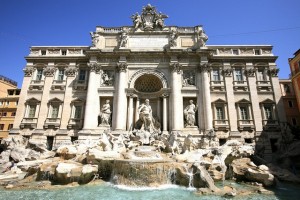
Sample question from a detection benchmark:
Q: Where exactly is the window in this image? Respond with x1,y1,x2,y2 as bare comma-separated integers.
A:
292,118,297,126
11,112,16,117
57,69,64,81
264,106,273,120
8,90,14,95
2,112,7,117
36,69,43,81
28,105,36,118
15,101,18,106
216,106,224,120
240,106,248,120
6,101,9,106
235,68,243,81
51,105,59,118
212,69,220,81
232,49,239,55
0,124,4,130
257,68,268,81
0,101,2,106
288,101,293,108
8,124,13,130
74,106,82,119
41,50,46,55
62,50,67,55
254,49,261,55
284,84,290,93
78,70,86,81
15,90,20,95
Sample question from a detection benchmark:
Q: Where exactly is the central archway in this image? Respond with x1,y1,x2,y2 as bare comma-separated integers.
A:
134,74,163,93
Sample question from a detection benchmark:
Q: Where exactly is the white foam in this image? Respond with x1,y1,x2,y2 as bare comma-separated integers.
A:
108,183,196,191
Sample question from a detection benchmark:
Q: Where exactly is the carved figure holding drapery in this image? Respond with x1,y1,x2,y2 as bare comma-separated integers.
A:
99,100,111,126
184,100,197,127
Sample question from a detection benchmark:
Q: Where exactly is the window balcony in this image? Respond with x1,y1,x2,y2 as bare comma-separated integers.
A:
29,80,44,91
20,118,38,129
67,118,83,129
238,119,255,130
44,118,61,129
51,80,66,91
213,119,229,131
262,119,280,131
210,81,225,91
73,80,87,90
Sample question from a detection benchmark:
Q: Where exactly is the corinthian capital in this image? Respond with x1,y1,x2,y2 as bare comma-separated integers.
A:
169,62,182,74
65,67,77,77
116,62,128,72
43,66,57,77
88,62,102,73
199,63,210,73
23,67,35,77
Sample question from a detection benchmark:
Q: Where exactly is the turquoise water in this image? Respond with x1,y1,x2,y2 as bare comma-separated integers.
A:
1,182,300,200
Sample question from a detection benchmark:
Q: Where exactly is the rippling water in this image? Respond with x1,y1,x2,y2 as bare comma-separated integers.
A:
1,182,300,200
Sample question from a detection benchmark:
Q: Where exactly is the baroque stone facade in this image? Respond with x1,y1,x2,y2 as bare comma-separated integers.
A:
11,5,286,160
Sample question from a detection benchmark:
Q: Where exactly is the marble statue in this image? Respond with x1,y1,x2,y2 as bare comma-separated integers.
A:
90,32,99,47
99,100,111,126
119,31,128,47
198,30,208,47
184,100,197,127
101,70,114,86
138,99,154,132
131,12,142,29
169,30,177,47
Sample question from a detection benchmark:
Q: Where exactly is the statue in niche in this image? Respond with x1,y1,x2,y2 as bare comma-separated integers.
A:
135,99,160,133
131,12,142,29
197,30,208,47
99,100,111,126
184,100,197,127
101,71,114,86
119,31,128,47
90,32,99,47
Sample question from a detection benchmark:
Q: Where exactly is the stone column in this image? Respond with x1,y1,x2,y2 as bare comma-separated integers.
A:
127,94,134,131
83,62,101,129
12,66,35,130
201,61,213,131
197,67,204,131
157,98,161,122
162,94,168,132
60,65,77,129
37,64,56,129
223,64,238,132
114,61,128,130
170,61,184,131
269,67,286,123
135,98,140,124
245,64,263,132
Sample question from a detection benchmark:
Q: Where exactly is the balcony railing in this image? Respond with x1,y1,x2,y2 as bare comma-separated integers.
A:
67,118,83,129
213,119,229,130
44,118,61,129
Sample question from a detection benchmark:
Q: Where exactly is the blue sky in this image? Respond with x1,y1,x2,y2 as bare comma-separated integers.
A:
0,0,299,87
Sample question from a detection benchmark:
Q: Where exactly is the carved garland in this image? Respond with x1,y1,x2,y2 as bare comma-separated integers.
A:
116,62,128,72
169,62,182,74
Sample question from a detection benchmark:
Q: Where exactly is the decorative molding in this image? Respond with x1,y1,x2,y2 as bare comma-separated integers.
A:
43,67,56,77
245,68,256,77
169,62,182,74
23,67,35,77
65,67,77,77
128,69,168,88
268,68,279,77
88,62,102,74
116,62,128,72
